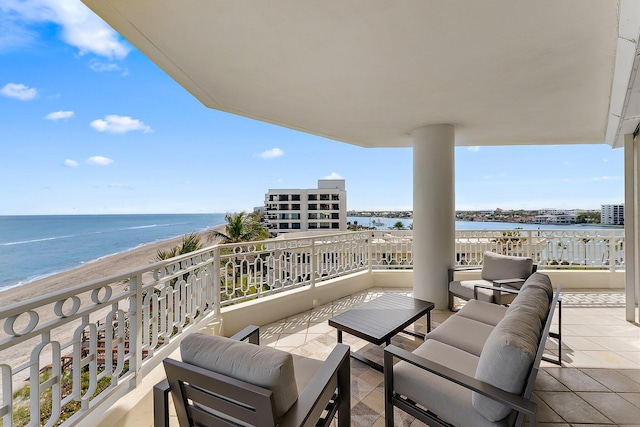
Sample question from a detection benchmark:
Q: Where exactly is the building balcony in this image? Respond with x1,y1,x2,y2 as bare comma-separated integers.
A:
0,230,637,426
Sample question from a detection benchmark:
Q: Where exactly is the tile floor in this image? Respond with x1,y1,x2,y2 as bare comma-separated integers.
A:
260,288,640,427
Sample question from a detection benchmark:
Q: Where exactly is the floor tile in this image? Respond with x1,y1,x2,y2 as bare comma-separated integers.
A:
544,367,610,391
536,392,611,424
577,391,640,424
582,368,640,392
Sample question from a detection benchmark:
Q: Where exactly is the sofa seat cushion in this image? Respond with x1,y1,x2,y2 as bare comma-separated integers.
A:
472,305,542,422
426,315,494,357
394,340,511,427
181,333,299,420
449,279,497,303
457,299,508,326
481,251,533,283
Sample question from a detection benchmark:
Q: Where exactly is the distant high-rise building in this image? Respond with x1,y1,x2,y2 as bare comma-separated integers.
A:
601,204,624,225
264,179,347,234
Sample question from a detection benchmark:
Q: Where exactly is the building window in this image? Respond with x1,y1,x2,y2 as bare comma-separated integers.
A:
308,204,317,210
320,204,330,210
279,204,289,210
320,194,330,200
292,223,301,229
331,223,339,229
319,222,330,229
308,213,318,219
279,195,289,201
332,194,339,200
332,204,339,210
308,194,317,201
279,213,290,220
279,223,289,229
331,213,339,219
309,223,318,229
291,194,300,201
291,204,300,210
291,213,300,219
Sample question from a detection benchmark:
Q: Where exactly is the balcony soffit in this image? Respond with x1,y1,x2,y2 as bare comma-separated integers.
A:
82,1,626,148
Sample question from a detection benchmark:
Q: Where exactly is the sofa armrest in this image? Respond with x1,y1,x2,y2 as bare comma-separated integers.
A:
383,345,537,425
230,325,260,344
280,343,351,427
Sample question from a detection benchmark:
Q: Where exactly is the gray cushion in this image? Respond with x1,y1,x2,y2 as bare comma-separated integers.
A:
426,315,494,357
395,340,510,427
481,252,533,282
472,306,542,422
506,285,551,324
457,299,508,326
181,333,298,420
520,272,554,301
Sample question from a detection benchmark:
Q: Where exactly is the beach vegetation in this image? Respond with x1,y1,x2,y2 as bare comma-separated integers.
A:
212,212,269,244
156,232,202,261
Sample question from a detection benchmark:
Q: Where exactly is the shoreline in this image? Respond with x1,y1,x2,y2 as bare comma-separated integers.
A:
0,225,224,308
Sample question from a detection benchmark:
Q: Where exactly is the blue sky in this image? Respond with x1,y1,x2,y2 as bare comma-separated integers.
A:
0,1,625,215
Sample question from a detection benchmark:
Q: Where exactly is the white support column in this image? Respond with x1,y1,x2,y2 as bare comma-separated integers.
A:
412,124,455,309
625,134,638,322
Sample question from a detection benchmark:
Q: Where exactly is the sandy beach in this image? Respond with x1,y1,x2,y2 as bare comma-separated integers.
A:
0,226,224,383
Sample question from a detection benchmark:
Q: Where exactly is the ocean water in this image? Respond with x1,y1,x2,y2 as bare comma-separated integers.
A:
0,214,226,291
0,214,614,293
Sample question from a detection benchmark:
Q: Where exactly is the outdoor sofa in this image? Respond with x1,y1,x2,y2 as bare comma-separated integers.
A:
384,272,561,427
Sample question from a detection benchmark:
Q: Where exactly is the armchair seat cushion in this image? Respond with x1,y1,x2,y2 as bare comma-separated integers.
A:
394,340,510,427
425,315,494,357
181,333,300,420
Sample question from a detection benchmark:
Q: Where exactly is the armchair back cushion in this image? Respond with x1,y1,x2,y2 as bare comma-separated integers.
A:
181,333,298,420
481,251,534,286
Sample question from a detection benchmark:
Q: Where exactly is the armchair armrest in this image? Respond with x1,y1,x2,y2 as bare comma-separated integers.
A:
280,343,351,427
492,278,526,287
383,345,537,425
473,282,521,300
448,266,482,282
230,324,260,344
153,379,171,427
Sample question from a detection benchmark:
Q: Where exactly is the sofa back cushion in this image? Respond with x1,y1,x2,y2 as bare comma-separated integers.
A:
520,272,554,301
472,306,542,422
481,252,534,284
181,333,298,420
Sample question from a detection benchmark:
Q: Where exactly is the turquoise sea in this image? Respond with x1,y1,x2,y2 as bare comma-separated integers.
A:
0,214,612,292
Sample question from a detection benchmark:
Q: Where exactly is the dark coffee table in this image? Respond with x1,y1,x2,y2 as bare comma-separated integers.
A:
328,294,434,371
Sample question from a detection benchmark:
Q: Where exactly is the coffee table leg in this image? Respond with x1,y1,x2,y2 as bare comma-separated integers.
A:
427,311,431,333
337,330,343,343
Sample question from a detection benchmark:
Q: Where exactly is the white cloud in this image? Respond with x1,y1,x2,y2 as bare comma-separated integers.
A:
0,0,130,59
592,176,620,181
1,83,37,100
89,59,121,72
45,110,74,120
90,115,152,134
467,146,480,152
64,159,78,167
324,172,344,179
86,156,113,166
257,148,284,159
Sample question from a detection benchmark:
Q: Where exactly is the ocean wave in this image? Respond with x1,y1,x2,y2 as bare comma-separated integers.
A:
1,235,73,246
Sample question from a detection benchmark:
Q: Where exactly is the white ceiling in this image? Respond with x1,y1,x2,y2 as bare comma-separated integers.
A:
82,1,639,148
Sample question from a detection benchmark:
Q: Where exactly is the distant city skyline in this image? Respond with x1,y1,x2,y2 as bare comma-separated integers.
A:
0,2,625,216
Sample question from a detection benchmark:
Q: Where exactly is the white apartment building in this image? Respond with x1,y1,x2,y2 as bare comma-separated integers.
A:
601,204,624,225
264,179,347,234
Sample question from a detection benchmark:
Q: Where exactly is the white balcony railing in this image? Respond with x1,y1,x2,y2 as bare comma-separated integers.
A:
0,228,623,426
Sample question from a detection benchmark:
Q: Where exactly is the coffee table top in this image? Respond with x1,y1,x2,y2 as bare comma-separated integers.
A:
328,294,434,345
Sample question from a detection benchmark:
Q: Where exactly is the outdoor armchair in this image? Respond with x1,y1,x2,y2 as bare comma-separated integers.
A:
154,325,351,427
448,251,536,310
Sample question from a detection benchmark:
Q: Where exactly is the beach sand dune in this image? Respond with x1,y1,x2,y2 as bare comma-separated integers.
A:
0,227,224,386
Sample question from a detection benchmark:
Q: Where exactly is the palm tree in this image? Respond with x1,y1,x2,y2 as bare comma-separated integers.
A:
392,221,405,230
211,212,270,243
156,232,203,261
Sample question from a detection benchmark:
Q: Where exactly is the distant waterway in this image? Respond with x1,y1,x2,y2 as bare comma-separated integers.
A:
348,217,618,231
